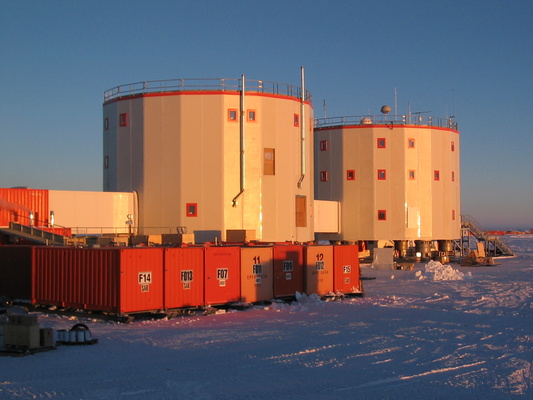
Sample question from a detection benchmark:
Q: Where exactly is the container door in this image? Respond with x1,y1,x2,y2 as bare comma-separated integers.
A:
240,246,273,303
164,247,204,309
333,244,362,294
204,246,240,305
304,245,333,296
119,248,164,313
273,244,304,298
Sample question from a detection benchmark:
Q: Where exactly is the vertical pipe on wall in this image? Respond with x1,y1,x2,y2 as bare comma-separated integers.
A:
232,75,246,207
297,67,306,189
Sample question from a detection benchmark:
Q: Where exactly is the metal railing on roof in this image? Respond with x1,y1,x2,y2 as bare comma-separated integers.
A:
104,78,312,103
314,114,458,130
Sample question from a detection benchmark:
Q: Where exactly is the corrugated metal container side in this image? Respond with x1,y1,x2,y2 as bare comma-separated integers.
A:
272,244,304,298
31,247,164,314
0,246,33,300
333,244,362,294
119,248,164,313
303,245,334,296
240,246,273,303
164,247,205,309
0,188,49,227
204,246,240,305
32,247,119,312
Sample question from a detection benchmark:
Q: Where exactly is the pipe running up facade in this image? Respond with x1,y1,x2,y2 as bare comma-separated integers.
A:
232,75,246,207
297,66,306,188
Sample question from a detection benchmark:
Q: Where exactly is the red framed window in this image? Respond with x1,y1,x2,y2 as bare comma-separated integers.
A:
346,170,355,180
408,138,415,148
228,109,238,122
452,210,456,220
319,171,329,182
408,170,416,180
451,141,455,151
452,171,455,182
434,170,440,181
378,210,387,220
247,110,256,122
294,114,300,127
104,117,109,131
319,140,329,151
119,113,128,127
186,203,198,217
377,169,387,180
377,138,386,148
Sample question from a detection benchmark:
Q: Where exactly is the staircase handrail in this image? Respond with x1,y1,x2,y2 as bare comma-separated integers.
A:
9,222,66,245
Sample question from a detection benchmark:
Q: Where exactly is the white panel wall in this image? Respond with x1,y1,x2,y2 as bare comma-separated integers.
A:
48,190,135,234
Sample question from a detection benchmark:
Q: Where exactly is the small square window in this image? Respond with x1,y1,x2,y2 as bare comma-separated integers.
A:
378,169,387,180
378,210,387,220
408,138,415,148
319,140,328,151
320,171,329,182
294,114,300,127
377,138,386,148
247,110,256,122
186,203,198,217
228,109,238,121
434,170,440,181
347,170,355,180
119,113,128,127
408,170,416,180
451,141,455,151
104,117,109,131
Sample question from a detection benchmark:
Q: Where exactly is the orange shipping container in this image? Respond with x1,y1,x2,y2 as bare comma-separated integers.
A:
273,244,304,298
31,247,164,314
0,188,49,227
333,244,363,294
304,245,334,296
164,247,204,309
204,246,240,305
240,246,273,303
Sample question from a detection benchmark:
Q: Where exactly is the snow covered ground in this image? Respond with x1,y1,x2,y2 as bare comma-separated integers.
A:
1,235,532,399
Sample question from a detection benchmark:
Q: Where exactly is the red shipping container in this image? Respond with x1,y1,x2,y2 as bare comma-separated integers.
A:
240,246,273,303
164,247,204,309
303,245,333,296
333,244,363,295
204,246,240,305
31,247,164,314
0,188,49,227
272,244,303,298
0,245,34,300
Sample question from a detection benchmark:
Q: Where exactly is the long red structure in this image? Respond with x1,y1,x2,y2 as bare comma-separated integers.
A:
0,244,362,316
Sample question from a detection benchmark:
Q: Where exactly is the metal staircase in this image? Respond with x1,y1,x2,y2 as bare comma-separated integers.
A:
459,215,514,257
0,222,66,246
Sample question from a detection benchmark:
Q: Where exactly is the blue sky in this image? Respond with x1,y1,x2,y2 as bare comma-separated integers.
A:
1,1,532,230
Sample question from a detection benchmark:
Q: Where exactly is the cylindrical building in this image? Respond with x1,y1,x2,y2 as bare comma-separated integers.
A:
314,114,460,243
103,77,314,242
